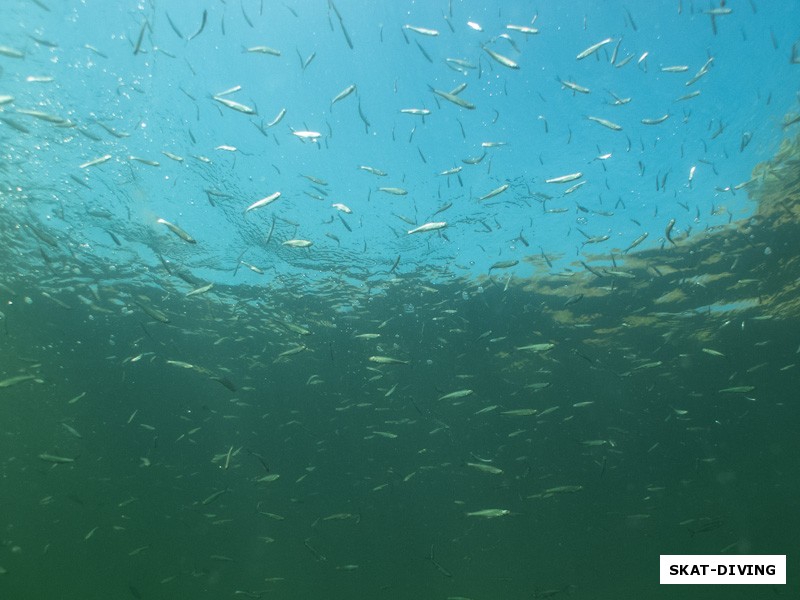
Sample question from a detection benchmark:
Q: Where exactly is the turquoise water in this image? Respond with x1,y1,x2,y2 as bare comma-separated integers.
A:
1,0,799,598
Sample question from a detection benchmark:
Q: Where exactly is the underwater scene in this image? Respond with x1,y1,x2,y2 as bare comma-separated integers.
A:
1,0,800,598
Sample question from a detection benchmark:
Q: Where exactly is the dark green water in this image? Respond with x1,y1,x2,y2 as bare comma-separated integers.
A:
1,198,798,599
